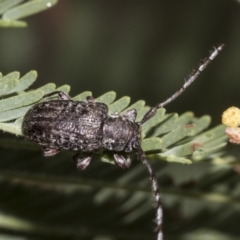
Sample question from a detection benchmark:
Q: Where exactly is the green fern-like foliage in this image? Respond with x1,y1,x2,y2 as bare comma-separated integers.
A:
0,70,227,164
0,0,58,27
0,71,237,240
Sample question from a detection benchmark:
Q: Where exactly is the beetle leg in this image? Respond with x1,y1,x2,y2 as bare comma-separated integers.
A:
42,147,60,157
72,153,93,170
43,91,71,100
113,153,131,169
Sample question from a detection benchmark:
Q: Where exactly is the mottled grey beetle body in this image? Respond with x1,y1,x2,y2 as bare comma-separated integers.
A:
22,91,140,169
23,99,106,151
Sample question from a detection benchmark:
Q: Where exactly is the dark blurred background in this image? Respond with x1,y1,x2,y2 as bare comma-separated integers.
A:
0,0,238,125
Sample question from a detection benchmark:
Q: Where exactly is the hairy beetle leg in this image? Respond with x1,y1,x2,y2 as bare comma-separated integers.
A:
114,153,131,169
72,153,93,170
43,91,71,100
43,147,60,157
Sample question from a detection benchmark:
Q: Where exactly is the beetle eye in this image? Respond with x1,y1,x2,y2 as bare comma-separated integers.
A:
133,142,139,149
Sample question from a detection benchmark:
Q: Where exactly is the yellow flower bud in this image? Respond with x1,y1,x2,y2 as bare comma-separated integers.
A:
222,106,240,127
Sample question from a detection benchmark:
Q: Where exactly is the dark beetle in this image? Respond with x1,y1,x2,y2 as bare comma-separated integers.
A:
22,92,140,169
22,45,224,240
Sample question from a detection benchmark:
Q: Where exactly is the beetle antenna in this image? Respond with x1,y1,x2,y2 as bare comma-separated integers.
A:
140,44,224,124
136,145,163,240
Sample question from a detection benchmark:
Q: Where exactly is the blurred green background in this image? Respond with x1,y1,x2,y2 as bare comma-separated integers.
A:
1,1,240,240
0,0,238,124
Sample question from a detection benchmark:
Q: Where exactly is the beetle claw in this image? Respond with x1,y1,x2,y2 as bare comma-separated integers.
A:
43,147,59,157
72,153,93,170
114,153,131,169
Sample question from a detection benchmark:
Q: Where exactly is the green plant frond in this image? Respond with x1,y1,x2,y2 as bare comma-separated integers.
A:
159,142,200,160
0,19,26,27
160,125,195,150
0,0,58,28
0,0,23,15
189,115,211,136
55,84,71,93
135,106,150,119
125,100,146,114
141,108,165,133
192,143,228,161
1,71,20,81
190,125,228,158
108,96,131,114
96,91,116,104
0,90,44,113
0,118,23,135
0,78,18,96
0,105,31,122
141,137,162,152
73,91,92,101
151,113,179,135
157,154,192,164
10,70,37,93
0,70,228,164
37,82,56,93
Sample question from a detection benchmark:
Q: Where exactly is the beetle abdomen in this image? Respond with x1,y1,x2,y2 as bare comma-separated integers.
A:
22,100,109,152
